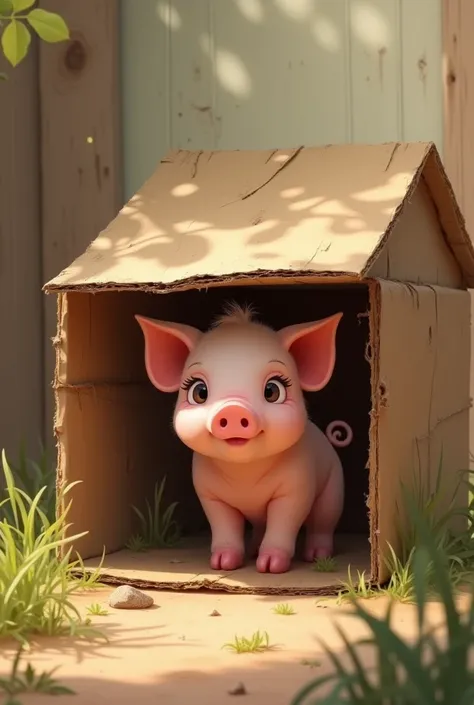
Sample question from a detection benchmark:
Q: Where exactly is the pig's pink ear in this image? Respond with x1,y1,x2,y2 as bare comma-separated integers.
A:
278,313,343,392
135,315,202,392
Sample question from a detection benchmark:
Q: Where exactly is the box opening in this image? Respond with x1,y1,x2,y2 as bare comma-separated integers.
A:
61,281,374,594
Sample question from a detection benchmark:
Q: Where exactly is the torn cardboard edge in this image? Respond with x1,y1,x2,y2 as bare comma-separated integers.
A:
368,280,382,582
44,271,358,295
78,534,372,596
73,573,359,598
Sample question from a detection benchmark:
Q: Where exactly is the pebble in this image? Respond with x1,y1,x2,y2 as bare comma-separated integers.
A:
228,682,247,695
108,585,154,609
209,609,221,617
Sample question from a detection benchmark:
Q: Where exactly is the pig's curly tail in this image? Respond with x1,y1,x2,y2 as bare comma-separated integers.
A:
325,420,353,448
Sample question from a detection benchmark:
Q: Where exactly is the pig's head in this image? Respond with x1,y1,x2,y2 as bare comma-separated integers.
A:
135,303,342,464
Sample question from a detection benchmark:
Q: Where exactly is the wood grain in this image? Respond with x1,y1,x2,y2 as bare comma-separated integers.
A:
442,0,474,460
442,0,474,232
38,0,122,443
0,44,43,464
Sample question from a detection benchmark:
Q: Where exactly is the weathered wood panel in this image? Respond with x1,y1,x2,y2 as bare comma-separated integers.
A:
442,0,474,460
442,0,474,231
121,0,444,198
212,0,349,149
349,0,402,142
0,45,43,463
39,0,122,444
401,0,443,146
121,0,170,200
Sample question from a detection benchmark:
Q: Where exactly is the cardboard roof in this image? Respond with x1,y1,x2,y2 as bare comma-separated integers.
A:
44,141,474,292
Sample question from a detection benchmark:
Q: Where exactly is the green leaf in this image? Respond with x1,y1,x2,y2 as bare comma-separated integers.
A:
0,0,13,16
11,0,34,12
27,7,68,43
1,19,31,66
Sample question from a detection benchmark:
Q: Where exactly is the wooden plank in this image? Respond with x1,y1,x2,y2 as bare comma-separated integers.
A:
0,45,43,464
121,0,171,199
39,0,122,445
442,0,474,462
213,0,349,148
442,0,474,231
169,1,216,150
349,0,402,142
400,0,443,148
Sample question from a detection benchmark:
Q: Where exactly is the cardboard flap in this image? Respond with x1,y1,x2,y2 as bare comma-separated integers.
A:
44,142,474,292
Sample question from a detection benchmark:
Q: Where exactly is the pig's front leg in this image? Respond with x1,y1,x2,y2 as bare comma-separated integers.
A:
198,495,246,571
256,497,309,574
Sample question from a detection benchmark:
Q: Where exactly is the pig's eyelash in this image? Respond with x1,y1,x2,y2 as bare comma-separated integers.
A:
181,375,202,391
270,374,292,388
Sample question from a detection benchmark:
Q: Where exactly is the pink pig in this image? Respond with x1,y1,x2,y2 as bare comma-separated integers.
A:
135,302,352,574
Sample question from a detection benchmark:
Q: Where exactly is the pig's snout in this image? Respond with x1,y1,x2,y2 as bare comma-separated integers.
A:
209,401,261,440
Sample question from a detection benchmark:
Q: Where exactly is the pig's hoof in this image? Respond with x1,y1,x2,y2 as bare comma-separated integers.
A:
210,548,244,571
304,535,334,562
256,549,291,574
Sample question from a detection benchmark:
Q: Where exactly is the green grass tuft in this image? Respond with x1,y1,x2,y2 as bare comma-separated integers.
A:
125,477,181,551
222,630,275,654
290,494,474,704
0,644,74,702
4,441,56,526
312,556,338,573
86,603,109,616
336,568,377,604
273,602,296,615
0,449,106,643
336,457,474,605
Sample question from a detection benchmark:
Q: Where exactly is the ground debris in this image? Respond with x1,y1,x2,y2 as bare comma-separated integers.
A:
109,585,154,609
228,682,247,695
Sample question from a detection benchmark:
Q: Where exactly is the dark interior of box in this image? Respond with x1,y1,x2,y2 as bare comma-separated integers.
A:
65,282,372,561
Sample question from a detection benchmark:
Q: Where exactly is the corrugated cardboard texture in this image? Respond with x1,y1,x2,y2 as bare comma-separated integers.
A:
81,534,370,596
376,281,471,581
56,283,373,593
44,142,474,293
368,179,464,288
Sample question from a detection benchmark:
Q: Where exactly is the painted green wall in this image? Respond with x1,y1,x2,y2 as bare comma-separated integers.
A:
120,0,442,200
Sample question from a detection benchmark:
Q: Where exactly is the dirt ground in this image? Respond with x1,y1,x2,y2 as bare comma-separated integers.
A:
0,588,459,704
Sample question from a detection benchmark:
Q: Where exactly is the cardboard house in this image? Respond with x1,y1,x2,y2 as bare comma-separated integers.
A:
44,142,474,595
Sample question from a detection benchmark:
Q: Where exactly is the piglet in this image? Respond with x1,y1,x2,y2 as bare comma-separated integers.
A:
135,302,352,575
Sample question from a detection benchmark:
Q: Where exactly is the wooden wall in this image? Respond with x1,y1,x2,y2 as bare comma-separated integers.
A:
0,1,122,465
1,0,474,467
0,44,43,461
39,0,122,448
121,0,443,199
442,0,474,458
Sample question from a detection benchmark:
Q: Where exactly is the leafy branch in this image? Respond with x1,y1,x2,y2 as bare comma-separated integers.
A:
0,0,69,79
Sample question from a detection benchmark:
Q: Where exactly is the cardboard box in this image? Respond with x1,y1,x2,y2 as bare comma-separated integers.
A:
44,142,474,595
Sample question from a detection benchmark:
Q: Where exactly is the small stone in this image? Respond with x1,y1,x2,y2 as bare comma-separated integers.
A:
109,585,154,610
209,609,221,617
228,682,247,695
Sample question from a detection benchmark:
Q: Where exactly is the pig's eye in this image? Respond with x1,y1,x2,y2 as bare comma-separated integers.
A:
264,376,291,404
184,378,208,405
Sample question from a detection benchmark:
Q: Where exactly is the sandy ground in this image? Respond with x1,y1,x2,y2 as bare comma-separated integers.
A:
0,587,461,704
